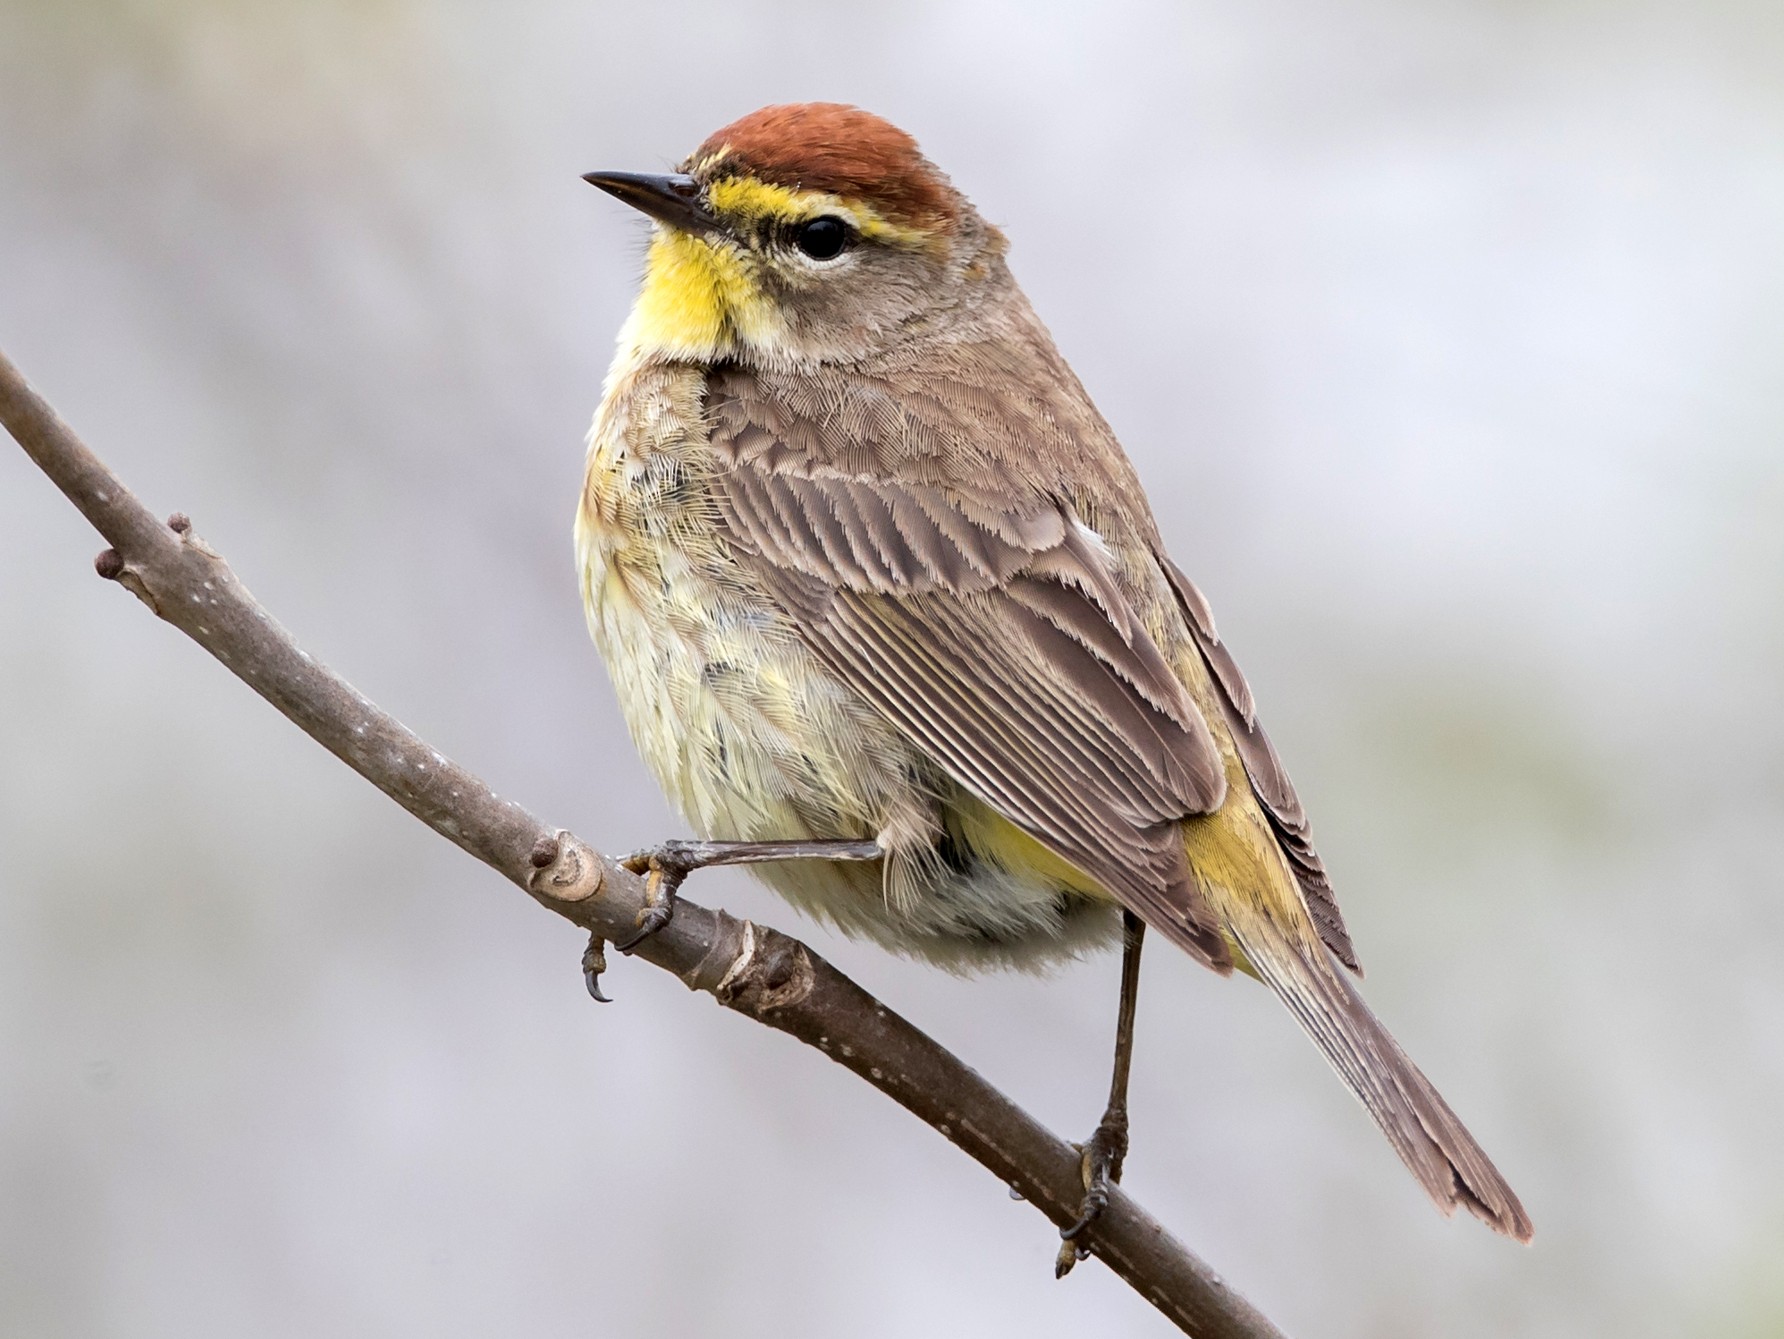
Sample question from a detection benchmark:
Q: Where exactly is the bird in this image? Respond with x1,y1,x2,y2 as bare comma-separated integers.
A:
575,101,1532,1262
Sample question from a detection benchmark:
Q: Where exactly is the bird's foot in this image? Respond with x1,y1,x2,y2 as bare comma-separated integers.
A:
611,840,711,953
1054,1111,1128,1278
582,838,882,998
611,837,883,955
613,837,884,955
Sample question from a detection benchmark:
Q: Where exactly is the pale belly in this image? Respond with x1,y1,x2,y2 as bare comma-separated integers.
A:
575,361,1117,970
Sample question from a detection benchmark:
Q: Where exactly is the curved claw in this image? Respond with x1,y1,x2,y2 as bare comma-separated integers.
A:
1059,1184,1110,1243
581,935,612,1003
613,900,676,953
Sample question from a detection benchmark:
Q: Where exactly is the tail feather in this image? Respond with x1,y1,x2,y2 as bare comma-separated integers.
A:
1237,924,1534,1241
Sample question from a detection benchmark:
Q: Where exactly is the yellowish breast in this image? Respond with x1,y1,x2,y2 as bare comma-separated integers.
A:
576,352,908,850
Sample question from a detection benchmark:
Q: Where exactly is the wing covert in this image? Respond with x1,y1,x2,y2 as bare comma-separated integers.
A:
705,369,1231,964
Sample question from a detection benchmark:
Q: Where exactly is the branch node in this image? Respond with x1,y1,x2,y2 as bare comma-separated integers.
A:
167,512,191,534
525,830,604,905
714,922,815,1015
95,548,162,615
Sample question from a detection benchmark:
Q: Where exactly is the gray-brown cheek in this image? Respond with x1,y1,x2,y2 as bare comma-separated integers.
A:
768,248,946,332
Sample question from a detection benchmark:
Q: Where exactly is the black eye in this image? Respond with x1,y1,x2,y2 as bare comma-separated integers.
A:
794,215,850,260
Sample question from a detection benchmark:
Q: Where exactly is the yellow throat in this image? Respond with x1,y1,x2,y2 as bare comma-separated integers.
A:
619,229,764,361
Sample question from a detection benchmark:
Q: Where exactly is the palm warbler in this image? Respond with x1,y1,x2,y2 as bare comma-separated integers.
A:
577,102,1531,1254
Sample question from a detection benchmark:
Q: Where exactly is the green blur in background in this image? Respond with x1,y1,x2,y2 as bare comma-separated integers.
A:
3,2,1783,1335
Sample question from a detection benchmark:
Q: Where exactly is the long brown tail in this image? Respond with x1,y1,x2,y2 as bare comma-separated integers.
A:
1234,922,1534,1241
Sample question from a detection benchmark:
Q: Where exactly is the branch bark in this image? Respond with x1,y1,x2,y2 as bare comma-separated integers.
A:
1,347,1287,1339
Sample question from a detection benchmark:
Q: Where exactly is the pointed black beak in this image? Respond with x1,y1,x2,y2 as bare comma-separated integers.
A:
583,171,719,234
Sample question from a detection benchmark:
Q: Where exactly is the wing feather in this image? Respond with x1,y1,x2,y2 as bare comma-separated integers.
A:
1158,557,1361,972
705,369,1230,962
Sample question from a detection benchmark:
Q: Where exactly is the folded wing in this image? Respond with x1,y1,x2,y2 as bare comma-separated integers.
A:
706,370,1231,965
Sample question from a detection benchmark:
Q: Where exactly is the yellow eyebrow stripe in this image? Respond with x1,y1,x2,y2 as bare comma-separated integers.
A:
705,175,934,248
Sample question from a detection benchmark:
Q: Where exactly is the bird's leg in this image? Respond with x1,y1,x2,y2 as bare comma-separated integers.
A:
1056,909,1146,1278
609,837,882,954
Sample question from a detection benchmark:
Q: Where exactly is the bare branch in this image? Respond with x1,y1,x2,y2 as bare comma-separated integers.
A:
1,347,1287,1339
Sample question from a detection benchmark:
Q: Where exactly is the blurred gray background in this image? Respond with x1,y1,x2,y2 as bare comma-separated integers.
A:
3,2,1782,1335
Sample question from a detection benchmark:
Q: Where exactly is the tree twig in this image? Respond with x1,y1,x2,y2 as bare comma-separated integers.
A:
0,347,1287,1339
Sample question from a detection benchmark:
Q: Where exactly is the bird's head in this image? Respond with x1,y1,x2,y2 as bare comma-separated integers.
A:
587,103,1009,367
